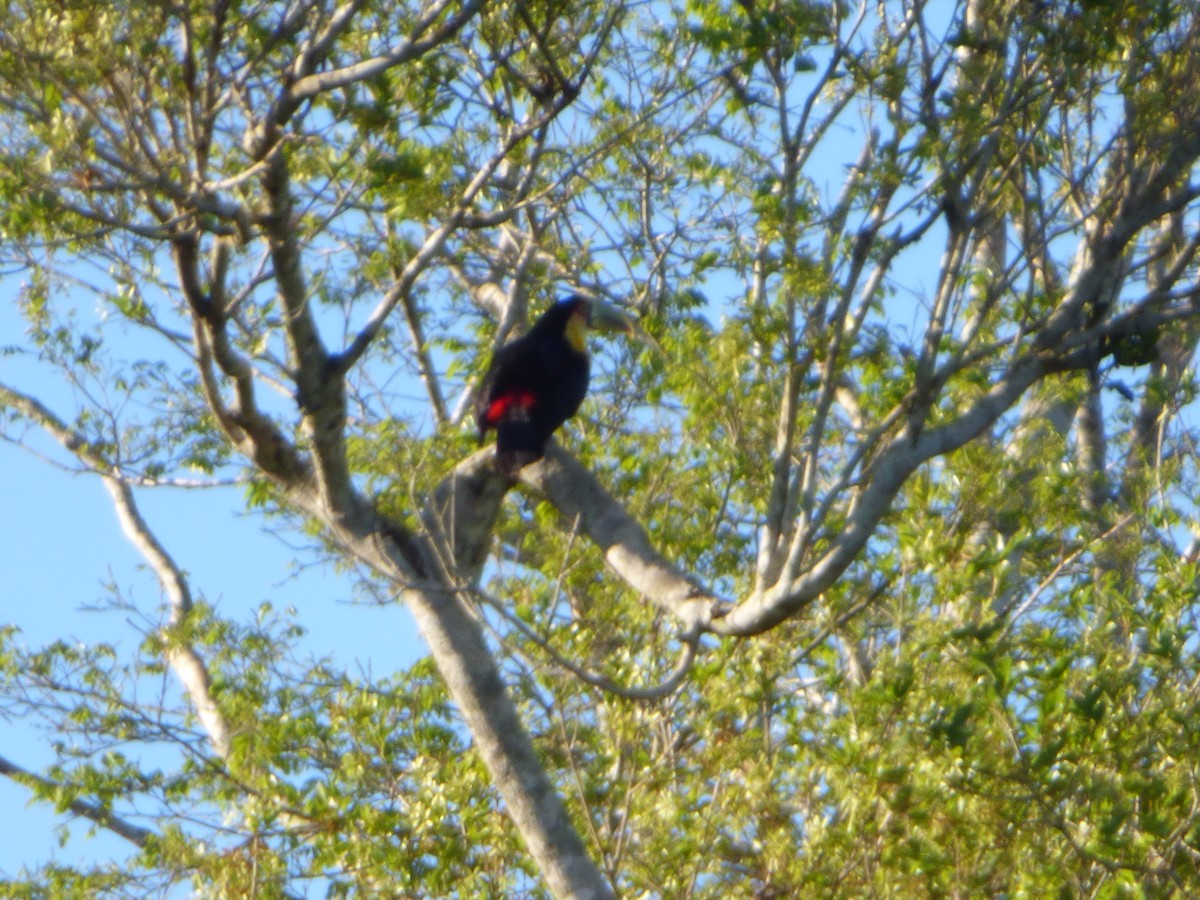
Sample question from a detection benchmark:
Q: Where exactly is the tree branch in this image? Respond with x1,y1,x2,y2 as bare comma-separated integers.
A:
0,753,154,848
289,0,486,103
521,445,731,635
478,586,700,701
420,447,512,583
0,382,231,758
101,476,231,758
522,152,1200,637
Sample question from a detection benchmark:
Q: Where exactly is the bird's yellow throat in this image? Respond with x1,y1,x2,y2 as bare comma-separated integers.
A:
565,309,588,352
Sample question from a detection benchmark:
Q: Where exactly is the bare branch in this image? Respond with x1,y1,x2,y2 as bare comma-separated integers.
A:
101,476,231,758
0,382,229,757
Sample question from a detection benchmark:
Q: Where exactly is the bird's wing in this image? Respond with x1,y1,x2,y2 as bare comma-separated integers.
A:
476,336,541,431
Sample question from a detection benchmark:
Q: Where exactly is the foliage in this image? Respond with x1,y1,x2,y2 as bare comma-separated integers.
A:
3,0,1200,895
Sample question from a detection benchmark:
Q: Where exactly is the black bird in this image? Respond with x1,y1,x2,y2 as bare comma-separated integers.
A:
476,295,646,475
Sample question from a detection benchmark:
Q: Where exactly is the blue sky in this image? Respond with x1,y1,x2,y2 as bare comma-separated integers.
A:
0,295,427,879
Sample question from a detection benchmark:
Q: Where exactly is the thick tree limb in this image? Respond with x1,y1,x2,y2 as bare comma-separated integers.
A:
401,583,614,899
521,445,730,635
384,449,616,898
172,324,613,898
421,447,512,582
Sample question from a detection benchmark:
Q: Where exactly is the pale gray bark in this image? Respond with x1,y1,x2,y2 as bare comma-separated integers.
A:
0,384,232,760
520,126,1200,637
176,263,615,898
5,2,1200,895
403,584,613,899
170,4,618,887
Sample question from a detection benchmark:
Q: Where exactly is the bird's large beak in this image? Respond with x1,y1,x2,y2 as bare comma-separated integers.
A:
588,300,664,354
587,299,635,334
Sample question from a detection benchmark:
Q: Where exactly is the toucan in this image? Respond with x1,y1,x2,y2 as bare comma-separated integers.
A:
476,294,650,475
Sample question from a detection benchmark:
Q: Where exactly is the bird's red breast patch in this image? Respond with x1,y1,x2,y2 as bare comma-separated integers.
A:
484,389,537,425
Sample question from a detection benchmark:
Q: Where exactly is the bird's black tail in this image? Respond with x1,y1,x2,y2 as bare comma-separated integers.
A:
495,419,545,475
